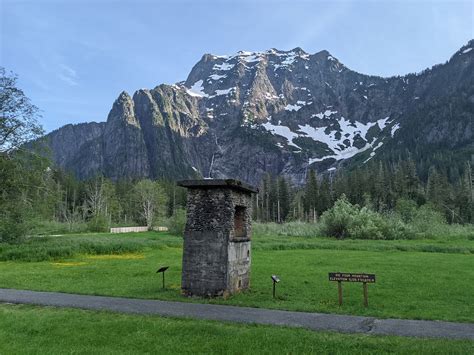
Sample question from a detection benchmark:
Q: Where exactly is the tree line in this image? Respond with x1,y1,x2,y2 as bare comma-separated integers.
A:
0,148,188,241
254,158,473,224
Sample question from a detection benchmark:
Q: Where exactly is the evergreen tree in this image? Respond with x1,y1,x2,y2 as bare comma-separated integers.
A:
277,176,290,222
303,169,318,221
269,175,278,222
318,176,331,215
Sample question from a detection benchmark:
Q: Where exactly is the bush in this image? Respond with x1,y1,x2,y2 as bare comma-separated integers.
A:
409,204,448,238
87,214,109,233
0,212,29,243
384,214,415,240
164,208,186,236
319,195,413,240
0,202,35,243
395,198,419,223
348,207,386,240
319,195,359,239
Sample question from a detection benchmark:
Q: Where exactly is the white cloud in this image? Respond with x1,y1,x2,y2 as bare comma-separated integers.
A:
58,64,79,86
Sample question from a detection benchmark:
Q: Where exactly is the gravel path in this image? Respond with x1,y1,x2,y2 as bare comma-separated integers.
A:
1,288,473,340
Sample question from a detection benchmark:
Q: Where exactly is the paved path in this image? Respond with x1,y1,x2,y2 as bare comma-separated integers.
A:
0,288,473,340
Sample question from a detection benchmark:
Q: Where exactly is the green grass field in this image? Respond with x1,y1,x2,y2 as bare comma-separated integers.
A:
0,231,473,323
1,304,473,354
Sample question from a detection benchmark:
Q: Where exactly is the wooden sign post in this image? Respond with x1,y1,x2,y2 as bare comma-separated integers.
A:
329,272,376,307
338,280,343,306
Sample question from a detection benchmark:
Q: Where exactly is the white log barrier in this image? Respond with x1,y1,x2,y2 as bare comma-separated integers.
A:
110,226,168,233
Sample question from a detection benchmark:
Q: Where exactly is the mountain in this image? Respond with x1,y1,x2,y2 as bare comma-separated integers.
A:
40,41,474,185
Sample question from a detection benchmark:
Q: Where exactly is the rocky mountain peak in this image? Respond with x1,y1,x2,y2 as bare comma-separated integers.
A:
41,42,474,184
107,90,139,127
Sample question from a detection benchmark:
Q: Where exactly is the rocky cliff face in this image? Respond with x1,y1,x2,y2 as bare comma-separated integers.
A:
41,41,474,184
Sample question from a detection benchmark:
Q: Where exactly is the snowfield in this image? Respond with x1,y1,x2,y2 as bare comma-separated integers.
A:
261,116,397,164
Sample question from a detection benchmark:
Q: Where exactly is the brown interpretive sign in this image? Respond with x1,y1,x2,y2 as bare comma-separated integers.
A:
329,272,376,283
329,272,376,307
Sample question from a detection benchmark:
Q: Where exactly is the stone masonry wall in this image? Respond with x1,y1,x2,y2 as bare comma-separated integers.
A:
181,187,253,297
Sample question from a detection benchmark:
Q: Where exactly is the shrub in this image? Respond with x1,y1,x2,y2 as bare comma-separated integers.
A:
383,214,415,240
395,198,419,223
319,195,359,239
319,195,413,240
0,208,31,243
409,204,448,238
87,214,109,233
164,208,186,236
348,207,386,240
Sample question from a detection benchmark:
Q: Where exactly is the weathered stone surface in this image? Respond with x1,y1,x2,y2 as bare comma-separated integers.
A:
103,92,150,180
179,180,255,297
39,122,105,179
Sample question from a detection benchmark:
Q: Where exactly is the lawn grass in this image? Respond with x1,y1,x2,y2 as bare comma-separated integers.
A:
0,232,182,262
1,230,472,263
0,231,473,322
0,304,472,354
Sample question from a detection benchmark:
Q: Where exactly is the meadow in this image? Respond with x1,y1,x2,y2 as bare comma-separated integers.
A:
0,227,473,323
1,224,473,353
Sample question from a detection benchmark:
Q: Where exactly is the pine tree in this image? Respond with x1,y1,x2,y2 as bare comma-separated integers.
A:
303,169,319,221
373,162,386,211
277,176,290,222
318,176,331,214
269,175,278,222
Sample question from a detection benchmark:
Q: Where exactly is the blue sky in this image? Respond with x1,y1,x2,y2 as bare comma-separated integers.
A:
1,0,473,132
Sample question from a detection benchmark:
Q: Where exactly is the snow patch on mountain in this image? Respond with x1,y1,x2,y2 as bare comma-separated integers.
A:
363,141,384,164
377,117,390,130
261,116,393,164
391,123,400,137
241,53,261,63
209,74,227,80
272,50,309,71
210,87,235,97
285,104,302,112
264,92,279,100
308,144,373,164
213,62,234,71
312,110,337,119
187,80,208,97
262,121,301,148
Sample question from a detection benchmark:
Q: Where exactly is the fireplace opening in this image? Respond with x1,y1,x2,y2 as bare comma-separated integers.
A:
234,206,246,239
